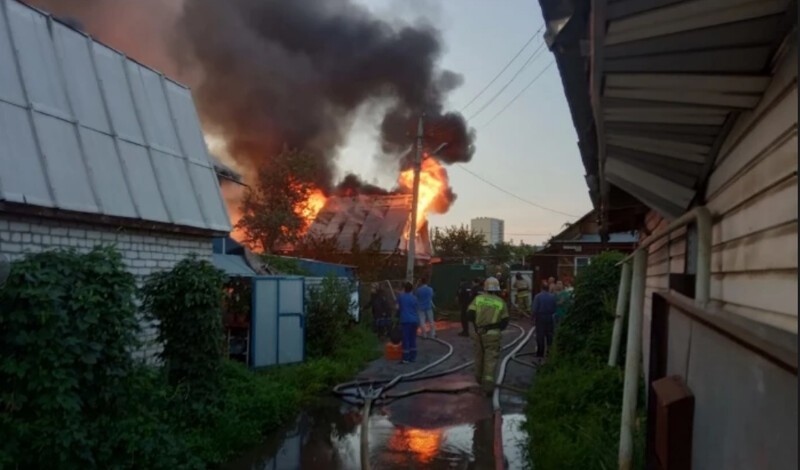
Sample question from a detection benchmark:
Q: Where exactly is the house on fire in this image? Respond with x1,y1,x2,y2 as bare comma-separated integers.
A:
301,194,432,265
539,0,797,468
0,0,231,358
529,209,638,287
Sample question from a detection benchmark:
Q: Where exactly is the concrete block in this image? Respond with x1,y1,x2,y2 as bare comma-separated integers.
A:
51,227,68,236
21,233,31,244
31,225,49,234
1,242,22,252
11,233,21,242
9,222,30,232
68,229,86,238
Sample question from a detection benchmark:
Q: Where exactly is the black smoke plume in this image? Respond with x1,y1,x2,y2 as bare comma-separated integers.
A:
26,0,475,202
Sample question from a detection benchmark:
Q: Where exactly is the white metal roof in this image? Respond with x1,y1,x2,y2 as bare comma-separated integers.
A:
0,0,231,233
307,194,432,260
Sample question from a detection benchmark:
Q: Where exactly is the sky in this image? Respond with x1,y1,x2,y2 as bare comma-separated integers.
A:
338,0,592,245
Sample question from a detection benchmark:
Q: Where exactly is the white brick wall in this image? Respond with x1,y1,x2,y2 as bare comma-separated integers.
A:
0,214,215,361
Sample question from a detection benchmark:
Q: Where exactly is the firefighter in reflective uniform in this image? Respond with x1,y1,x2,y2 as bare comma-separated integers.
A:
467,277,510,395
513,273,531,314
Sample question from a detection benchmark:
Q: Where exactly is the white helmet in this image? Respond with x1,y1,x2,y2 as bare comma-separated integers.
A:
484,277,501,292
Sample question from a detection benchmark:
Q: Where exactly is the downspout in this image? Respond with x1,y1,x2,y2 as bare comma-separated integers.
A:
618,249,647,470
617,206,712,470
607,262,632,366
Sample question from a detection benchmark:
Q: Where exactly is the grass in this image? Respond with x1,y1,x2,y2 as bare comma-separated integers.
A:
188,325,381,466
522,252,646,470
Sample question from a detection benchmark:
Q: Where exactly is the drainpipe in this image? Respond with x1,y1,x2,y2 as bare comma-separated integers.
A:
616,206,713,470
618,250,646,470
608,261,632,366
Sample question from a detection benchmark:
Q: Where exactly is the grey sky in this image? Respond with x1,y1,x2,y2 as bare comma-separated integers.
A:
337,0,592,245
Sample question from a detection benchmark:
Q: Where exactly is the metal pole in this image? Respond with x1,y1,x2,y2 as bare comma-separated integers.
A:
618,249,647,470
608,261,632,366
406,115,424,283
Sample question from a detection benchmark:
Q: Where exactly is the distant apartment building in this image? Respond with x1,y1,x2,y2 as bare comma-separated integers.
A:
471,217,504,245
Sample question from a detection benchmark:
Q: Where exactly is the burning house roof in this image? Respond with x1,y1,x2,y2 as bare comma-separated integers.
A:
306,194,432,260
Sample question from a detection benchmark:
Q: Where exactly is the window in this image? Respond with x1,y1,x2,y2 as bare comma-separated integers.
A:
684,223,698,276
669,223,698,298
575,256,591,275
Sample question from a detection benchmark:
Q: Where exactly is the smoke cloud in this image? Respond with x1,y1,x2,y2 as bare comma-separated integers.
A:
26,0,475,207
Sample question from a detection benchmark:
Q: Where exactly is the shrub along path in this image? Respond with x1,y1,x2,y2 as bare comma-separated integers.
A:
523,251,646,470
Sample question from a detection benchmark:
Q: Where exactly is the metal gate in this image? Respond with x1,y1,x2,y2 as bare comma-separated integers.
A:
251,276,306,368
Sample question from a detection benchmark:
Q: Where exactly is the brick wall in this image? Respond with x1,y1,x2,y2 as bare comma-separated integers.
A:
0,213,214,360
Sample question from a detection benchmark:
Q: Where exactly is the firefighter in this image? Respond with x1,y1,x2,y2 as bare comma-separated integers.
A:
513,273,531,314
467,277,510,395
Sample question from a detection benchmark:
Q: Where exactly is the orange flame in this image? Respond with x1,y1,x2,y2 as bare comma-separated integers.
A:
387,428,443,463
398,157,450,233
296,188,327,226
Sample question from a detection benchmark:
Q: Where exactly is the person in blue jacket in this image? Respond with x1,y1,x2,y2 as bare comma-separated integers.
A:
397,282,419,363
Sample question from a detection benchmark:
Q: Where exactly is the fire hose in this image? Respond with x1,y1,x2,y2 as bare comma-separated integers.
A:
492,325,536,470
332,322,533,470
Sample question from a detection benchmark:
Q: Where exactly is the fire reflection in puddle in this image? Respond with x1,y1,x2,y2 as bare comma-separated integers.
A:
225,397,530,470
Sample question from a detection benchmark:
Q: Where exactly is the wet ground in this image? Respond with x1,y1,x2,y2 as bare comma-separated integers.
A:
226,320,538,470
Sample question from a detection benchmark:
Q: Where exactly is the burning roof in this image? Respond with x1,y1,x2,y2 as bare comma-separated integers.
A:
306,194,432,260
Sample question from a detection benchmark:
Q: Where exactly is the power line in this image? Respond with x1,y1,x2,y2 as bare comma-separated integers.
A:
459,24,545,113
467,40,548,122
480,60,555,129
453,164,580,218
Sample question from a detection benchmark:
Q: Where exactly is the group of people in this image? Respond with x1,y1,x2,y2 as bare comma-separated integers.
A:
531,277,573,360
369,272,573,395
395,277,437,363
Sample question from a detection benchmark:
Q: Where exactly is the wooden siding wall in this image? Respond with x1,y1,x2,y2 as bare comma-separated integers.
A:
640,41,797,373
704,40,798,334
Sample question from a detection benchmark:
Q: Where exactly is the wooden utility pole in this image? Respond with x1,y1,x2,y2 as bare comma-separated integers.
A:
406,114,424,283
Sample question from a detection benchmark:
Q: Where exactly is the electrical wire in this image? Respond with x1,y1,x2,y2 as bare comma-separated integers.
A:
453,164,580,218
480,60,555,129
466,41,548,122
460,24,545,113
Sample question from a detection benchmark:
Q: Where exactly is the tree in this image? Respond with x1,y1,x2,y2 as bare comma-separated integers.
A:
487,241,515,264
236,147,324,252
511,241,539,264
432,225,486,259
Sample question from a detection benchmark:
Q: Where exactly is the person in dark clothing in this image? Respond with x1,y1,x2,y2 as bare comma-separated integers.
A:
456,277,472,337
369,283,391,338
471,277,483,301
532,283,557,360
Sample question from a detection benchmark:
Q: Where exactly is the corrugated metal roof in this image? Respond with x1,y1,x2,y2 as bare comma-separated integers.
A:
0,0,231,233
212,253,256,277
307,194,432,259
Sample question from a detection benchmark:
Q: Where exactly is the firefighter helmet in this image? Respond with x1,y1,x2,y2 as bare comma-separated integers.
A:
484,277,501,292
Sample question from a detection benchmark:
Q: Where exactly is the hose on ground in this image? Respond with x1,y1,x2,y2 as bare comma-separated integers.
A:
332,323,526,400
341,321,532,470
492,324,536,470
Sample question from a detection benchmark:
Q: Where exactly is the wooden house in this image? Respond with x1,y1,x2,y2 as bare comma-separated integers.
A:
540,0,797,468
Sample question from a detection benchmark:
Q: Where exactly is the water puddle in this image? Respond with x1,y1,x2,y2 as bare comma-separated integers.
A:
225,387,530,469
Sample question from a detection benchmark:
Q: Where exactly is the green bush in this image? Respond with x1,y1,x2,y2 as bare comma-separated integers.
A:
140,257,227,420
188,325,380,465
1,248,380,468
306,275,355,358
0,247,197,469
552,251,625,362
525,250,646,470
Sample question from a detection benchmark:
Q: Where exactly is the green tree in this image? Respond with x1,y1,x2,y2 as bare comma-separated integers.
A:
236,147,325,252
432,225,486,259
486,241,515,263
511,241,539,264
